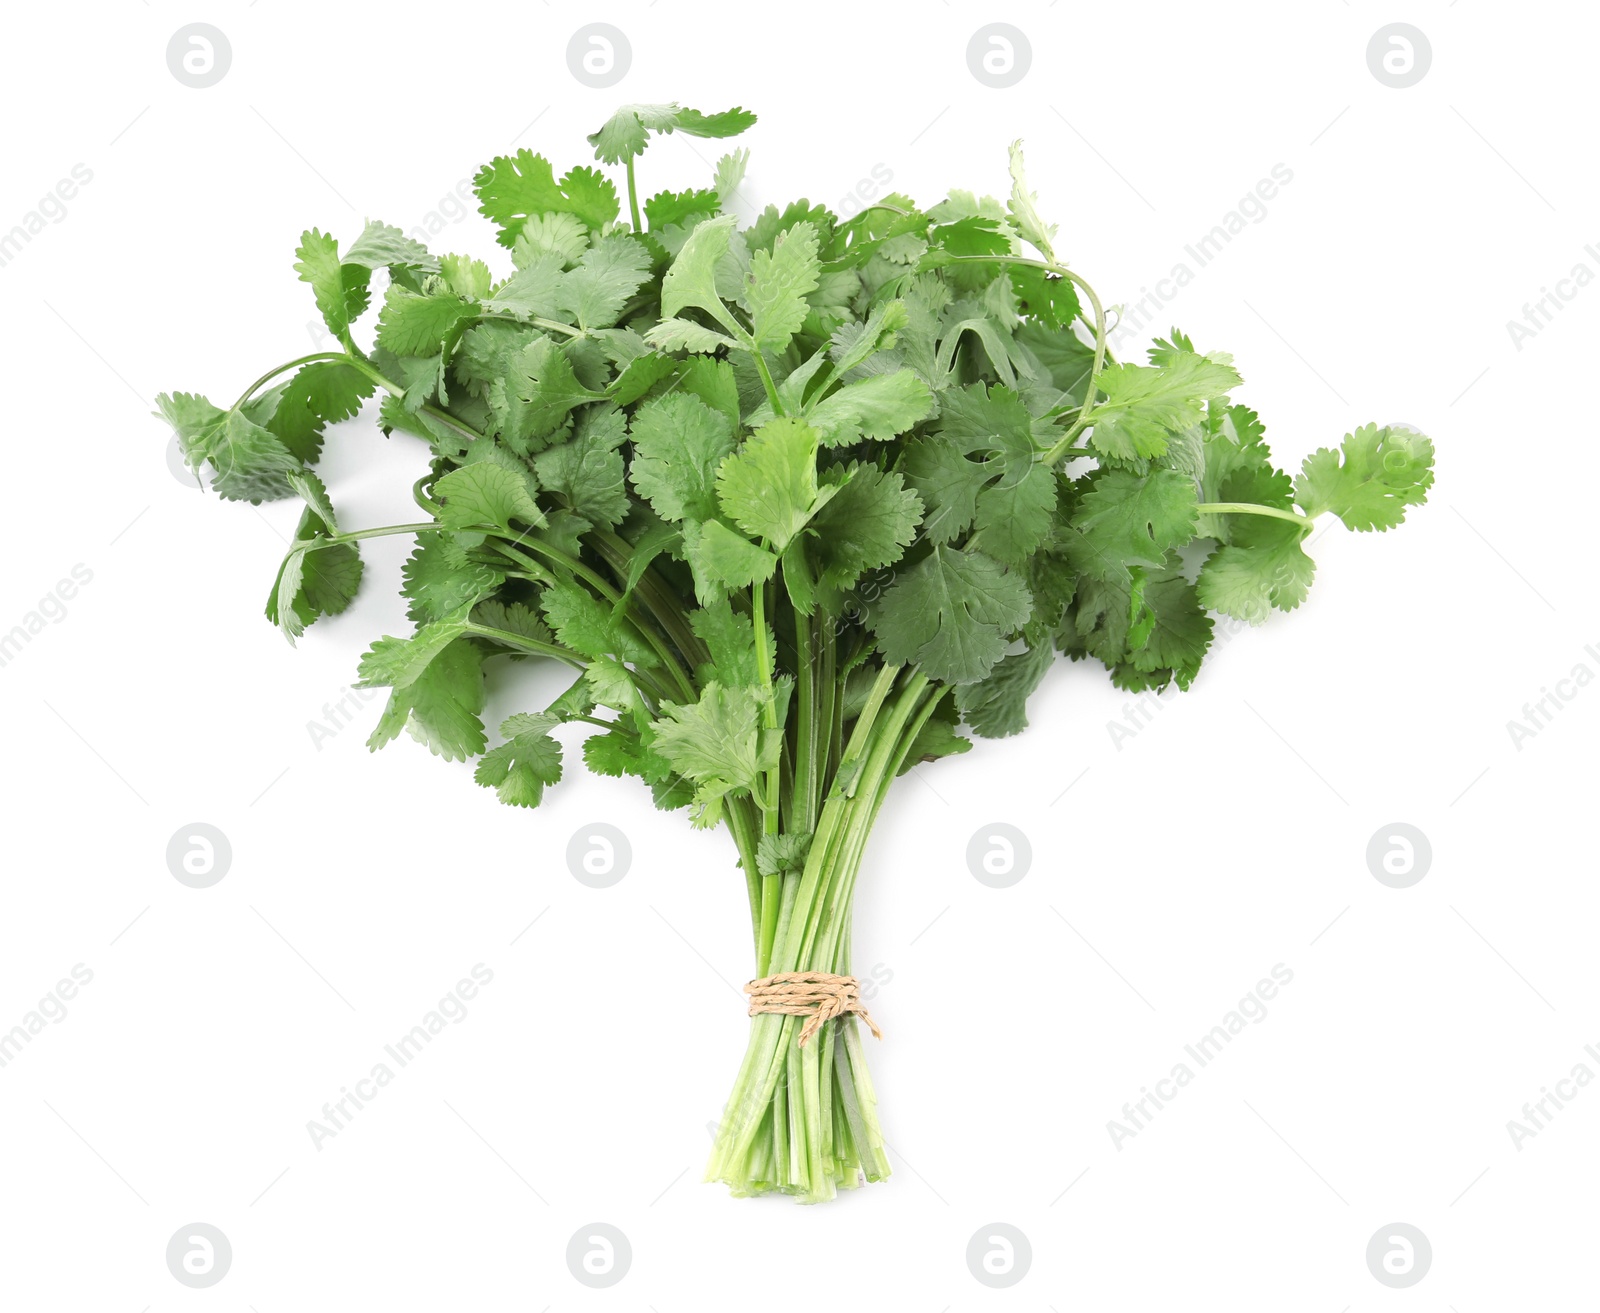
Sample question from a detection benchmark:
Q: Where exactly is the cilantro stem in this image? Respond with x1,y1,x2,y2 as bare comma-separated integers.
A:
488,537,697,703
789,601,821,837
227,352,354,412
625,157,643,234
298,521,439,551
472,310,585,339
343,356,487,445
589,529,711,673
1194,502,1314,532
462,621,586,668
751,351,785,416
724,799,764,956
750,573,783,821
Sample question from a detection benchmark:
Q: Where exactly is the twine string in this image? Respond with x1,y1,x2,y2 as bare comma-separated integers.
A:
744,971,883,1048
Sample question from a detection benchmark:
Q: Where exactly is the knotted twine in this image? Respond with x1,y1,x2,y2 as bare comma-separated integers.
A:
744,971,883,1047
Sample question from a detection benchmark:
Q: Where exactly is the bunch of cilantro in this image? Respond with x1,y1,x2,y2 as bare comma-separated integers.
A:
157,103,1433,1203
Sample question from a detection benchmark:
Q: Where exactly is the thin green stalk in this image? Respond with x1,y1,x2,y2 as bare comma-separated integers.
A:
724,799,764,955
294,521,439,552
461,621,586,669
751,572,785,975
817,680,943,966
750,574,782,826
343,355,487,447
790,605,821,836
626,157,643,234
589,529,711,673
1195,502,1314,532
228,352,351,411
489,538,696,703
751,351,785,416
472,310,586,339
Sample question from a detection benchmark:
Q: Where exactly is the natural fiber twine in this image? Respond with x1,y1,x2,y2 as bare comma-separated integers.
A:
744,971,883,1047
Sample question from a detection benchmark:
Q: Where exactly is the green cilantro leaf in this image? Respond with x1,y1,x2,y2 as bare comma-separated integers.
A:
539,580,658,667
156,394,302,503
491,337,607,454
688,599,760,687
628,393,736,522
375,286,476,357
403,533,504,623
902,383,1054,562
294,229,366,339
588,104,757,166
1197,518,1317,623
367,636,487,762
657,215,740,331
808,463,923,591
1089,349,1242,462
1294,424,1435,531
1062,468,1198,580
433,463,546,534
715,417,833,550
745,221,820,353
265,471,363,643
646,187,722,231
868,545,1033,683
475,712,564,807
532,404,629,530
955,639,1054,738
342,220,439,274
682,519,778,604
806,370,934,447
1006,142,1057,261
559,233,653,329
473,150,620,246
651,681,778,826
250,361,374,464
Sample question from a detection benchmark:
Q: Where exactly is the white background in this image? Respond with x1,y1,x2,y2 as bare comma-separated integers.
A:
1,1,1593,1308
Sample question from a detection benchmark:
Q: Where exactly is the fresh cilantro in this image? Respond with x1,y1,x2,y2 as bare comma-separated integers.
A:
161,102,1435,1207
